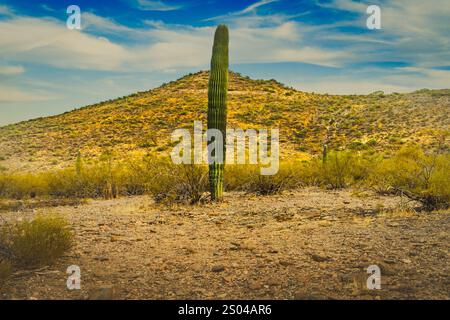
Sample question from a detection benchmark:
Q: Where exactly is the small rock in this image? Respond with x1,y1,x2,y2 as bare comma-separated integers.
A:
211,265,225,273
279,260,294,267
248,282,263,290
88,286,117,300
230,242,241,249
383,258,396,264
401,258,412,264
378,262,395,276
408,251,418,257
267,279,279,286
94,256,109,261
294,290,330,300
387,222,400,227
110,236,123,242
310,254,331,262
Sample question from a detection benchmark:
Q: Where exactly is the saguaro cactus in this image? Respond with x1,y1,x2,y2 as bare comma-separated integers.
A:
207,24,229,201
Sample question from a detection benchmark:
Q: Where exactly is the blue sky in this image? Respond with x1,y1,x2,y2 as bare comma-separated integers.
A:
1,0,449,125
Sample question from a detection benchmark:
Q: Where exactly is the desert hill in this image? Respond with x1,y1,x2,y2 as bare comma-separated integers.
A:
0,71,449,171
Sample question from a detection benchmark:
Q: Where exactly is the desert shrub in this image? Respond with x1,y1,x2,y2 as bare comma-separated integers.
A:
225,164,259,191
46,168,81,198
320,150,357,188
247,162,302,195
0,215,73,267
0,259,12,283
246,173,290,195
147,158,208,204
317,150,378,189
226,161,307,195
0,173,49,199
120,156,154,195
367,144,450,210
0,155,194,200
295,159,323,186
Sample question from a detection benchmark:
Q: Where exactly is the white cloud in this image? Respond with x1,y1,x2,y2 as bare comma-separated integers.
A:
296,66,450,94
0,65,25,75
0,17,131,71
82,12,136,34
321,0,450,68
390,67,450,89
274,47,347,67
205,0,279,21
0,85,60,102
296,79,410,95
0,5,14,16
319,0,368,12
242,0,279,14
40,4,55,12
132,0,183,11
0,11,350,72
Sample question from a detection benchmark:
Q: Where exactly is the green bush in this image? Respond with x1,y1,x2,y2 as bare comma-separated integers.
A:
243,163,297,195
0,259,12,283
1,215,73,267
146,159,209,204
320,151,357,188
367,144,450,210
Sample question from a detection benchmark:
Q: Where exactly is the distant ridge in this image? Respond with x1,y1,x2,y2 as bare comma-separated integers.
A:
0,71,449,171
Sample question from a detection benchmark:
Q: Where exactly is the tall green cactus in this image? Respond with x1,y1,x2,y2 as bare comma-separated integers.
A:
207,24,229,201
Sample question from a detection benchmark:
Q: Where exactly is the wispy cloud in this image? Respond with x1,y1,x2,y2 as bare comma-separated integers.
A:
82,12,136,34
0,4,14,16
130,0,184,11
318,0,368,12
40,4,56,12
0,64,25,75
205,0,279,21
0,9,350,72
0,85,60,102
240,0,279,14
0,16,130,71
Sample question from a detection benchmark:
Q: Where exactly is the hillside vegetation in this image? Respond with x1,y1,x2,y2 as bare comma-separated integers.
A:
0,71,449,171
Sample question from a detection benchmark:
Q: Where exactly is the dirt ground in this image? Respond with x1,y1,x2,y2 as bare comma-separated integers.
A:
0,188,449,300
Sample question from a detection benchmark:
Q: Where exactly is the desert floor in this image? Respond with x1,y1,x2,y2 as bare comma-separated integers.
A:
0,187,449,300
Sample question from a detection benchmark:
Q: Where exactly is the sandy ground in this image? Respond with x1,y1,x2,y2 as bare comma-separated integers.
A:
0,188,449,300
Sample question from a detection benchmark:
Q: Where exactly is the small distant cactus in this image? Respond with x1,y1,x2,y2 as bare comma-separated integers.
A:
322,144,328,163
75,151,82,175
207,24,229,201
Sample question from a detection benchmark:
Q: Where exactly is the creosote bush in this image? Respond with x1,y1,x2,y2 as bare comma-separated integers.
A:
0,259,12,283
367,144,450,210
149,162,209,204
0,215,73,267
320,150,379,189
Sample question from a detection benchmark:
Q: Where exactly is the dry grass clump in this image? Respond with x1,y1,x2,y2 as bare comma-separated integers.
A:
0,214,73,267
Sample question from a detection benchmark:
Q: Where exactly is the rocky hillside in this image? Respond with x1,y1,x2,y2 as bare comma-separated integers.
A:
0,71,449,171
